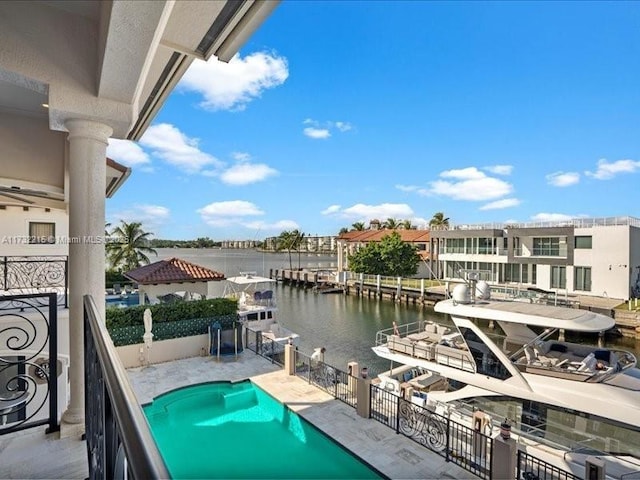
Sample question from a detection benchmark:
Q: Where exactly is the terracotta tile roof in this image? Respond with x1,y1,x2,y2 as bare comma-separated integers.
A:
339,229,431,243
124,257,225,284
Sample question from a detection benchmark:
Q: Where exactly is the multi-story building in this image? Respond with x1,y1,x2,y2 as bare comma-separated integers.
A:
262,234,337,253
429,216,640,301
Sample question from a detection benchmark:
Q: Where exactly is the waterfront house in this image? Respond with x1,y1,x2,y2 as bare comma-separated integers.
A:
0,1,279,476
429,216,640,301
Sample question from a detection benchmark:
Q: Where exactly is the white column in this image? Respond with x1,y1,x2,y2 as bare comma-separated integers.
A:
61,119,112,435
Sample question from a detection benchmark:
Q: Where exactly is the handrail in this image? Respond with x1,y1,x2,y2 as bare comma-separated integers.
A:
84,295,170,479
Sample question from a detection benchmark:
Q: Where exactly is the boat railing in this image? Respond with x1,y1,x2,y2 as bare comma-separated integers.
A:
375,320,427,346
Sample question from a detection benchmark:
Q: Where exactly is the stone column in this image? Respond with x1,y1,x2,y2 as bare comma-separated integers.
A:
61,119,112,437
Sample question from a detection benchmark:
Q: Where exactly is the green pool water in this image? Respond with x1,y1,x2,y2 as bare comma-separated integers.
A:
143,381,383,479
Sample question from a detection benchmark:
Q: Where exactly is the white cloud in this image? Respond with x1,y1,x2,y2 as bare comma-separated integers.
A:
302,118,353,139
485,165,513,175
530,213,574,222
107,139,150,167
334,121,352,132
108,204,170,231
585,158,640,180
339,203,415,220
427,167,513,201
140,123,222,174
180,51,288,111
479,198,521,210
303,127,331,139
321,205,342,215
231,152,252,162
546,171,580,187
220,162,278,185
198,200,263,218
395,184,420,192
243,219,300,231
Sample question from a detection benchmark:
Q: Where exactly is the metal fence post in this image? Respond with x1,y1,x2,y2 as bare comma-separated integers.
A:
3,256,7,291
516,449,521,480
64,258,68,308
445,416,451,462
395,395,401,434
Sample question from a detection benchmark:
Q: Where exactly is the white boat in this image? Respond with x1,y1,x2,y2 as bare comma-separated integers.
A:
372,278,640,477
224,272,300,346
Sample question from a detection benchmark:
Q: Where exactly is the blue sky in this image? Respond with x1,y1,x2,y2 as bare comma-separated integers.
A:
106,1,640,240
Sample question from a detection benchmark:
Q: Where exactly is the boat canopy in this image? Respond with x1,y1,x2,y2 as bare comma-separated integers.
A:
226,274,276,285
435,299,615,332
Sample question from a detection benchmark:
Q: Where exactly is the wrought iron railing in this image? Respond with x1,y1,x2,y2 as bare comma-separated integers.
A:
370,384,492,479
244,327,285,366
1,256,68,308
293,350,357,408
517,450,581,480
84,295,169,479
0,292,58,435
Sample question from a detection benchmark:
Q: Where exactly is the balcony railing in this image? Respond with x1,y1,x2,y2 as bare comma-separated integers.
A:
83,295,169,479
513,245,568,257
1,256,68,308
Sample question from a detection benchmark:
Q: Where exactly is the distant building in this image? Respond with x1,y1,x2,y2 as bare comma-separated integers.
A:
262,235,337,254
220,240,258,249
429,216,640,301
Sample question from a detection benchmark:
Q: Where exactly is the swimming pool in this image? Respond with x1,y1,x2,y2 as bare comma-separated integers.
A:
105,293,140,308
143,381,383,479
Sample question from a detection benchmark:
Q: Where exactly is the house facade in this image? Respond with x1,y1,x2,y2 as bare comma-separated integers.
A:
429,216,640,301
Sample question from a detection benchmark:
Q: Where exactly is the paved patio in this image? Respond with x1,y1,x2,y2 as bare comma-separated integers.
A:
129,353,476,479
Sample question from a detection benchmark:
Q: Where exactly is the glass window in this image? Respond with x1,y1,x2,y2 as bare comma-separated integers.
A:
550,266,566,289
575,236,592,249
533,237,560,256
574,266,592,291
459,327,511,380
532,264,537,284
446,238,465,254
28,222,55,244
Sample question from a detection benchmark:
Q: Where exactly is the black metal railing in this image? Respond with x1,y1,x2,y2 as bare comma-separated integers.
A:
293,350,357,408
517,450,581,480
243,327,285,366
370,383,492,479
84,295,169,479
0,292,58,435
1,256,68,308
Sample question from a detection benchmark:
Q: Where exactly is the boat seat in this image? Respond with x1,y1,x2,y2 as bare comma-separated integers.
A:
577,353,597,372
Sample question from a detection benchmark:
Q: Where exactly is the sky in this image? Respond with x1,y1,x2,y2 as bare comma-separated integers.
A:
105,1,640,241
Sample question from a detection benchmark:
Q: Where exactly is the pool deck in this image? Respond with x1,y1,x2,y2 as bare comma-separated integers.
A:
129,354,476,480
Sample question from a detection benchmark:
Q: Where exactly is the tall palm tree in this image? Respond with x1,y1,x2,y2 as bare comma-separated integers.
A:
429,212,450,229
400,219,415,230
384,217,400,229
277,230,303,270
338,227,349,235
107,221,157,271
351,222,365,231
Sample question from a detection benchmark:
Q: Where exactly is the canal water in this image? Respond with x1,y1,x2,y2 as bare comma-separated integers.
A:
154,248,640,375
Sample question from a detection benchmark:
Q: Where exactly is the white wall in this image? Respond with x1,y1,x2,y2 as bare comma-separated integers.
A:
0,205,69,256
116,334,210,368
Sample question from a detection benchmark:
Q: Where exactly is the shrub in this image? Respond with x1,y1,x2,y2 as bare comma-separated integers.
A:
105,297,238,329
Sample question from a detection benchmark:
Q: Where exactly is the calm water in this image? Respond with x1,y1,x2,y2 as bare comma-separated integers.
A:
144,381,381,479
153,248,640,375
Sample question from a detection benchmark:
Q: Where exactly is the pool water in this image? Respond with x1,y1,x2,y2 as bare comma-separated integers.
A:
105,293,140,308
144,381,382,479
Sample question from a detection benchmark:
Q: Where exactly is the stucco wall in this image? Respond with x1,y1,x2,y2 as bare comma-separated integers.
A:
0,112,66,188
0,205,69,256
116,334,210,369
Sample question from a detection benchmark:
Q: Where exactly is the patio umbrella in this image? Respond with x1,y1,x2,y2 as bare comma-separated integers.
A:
143,308,154,366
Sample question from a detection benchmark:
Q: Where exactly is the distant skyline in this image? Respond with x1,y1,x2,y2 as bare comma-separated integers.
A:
106,1,640,240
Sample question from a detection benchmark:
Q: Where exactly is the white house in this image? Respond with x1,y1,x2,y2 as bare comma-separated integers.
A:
429,216,640,301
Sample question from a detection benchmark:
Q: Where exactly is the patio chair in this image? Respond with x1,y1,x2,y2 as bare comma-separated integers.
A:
113,283,122,294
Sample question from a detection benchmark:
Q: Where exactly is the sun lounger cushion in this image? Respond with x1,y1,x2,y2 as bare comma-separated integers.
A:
425,323,437,334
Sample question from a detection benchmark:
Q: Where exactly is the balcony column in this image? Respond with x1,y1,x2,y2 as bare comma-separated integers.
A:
60,119,112,437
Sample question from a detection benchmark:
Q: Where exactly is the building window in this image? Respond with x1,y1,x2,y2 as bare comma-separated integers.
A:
533,237,561,256
29,222,55,244
575,236,592,249
550,266,566,289
478,237,495,255
574,267,592,291
446,238,465,254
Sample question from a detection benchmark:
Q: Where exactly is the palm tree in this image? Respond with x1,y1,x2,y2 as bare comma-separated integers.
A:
383,217,400,229
338,227,349,235
429,212,450,230
277,230,303,270
400,219,415,230
351,222,365,231
107,221,157,271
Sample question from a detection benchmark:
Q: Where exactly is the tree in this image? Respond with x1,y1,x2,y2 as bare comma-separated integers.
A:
348,231,420,277
351,222,365,231
383,218,400,229
429,212,450,229
107,221,157,272
400,219,415,230
276,229,304,270
338,227,349,235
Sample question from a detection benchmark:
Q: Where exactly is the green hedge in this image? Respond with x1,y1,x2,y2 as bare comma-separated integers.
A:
108,314,238,347
105,270,131,288
105,297,238,329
